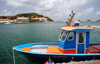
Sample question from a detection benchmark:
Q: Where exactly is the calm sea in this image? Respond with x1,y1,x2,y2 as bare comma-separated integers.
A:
0,22,100,64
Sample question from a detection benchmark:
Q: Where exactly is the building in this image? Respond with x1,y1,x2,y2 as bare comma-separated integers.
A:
16,17,29,23
0,19,10,22
0,19,13,24
0,19,13,22
13,19,16,23
32,17,47,22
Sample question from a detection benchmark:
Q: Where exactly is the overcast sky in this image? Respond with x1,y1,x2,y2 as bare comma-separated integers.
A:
0,0,100,21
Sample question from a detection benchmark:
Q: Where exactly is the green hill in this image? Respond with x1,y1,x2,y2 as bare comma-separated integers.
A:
15,13,55,22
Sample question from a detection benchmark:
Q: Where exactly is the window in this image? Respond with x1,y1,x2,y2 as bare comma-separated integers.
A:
61,31,68,41
59,30,64,40
59,30,68,42
79,33,84,43
68,32,74,40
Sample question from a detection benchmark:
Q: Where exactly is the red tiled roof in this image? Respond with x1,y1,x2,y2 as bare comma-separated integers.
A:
27,17,29,19
22,16,24,17
17,16,20,18
21,16,24,18
32,17,47,20
0,19,10,20
14,19,16,20
17,17,28,19
17,16,26,18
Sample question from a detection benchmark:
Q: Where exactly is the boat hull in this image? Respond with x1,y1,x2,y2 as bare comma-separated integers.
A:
21,52,100,63
13,43,100,63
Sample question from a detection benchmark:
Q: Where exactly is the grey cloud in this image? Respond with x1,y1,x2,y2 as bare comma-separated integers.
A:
4,0,99,21
6,0,43,8
0,0,6,1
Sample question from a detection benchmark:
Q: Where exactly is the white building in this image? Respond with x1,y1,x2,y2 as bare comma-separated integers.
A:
16,17,29,23
32,17,47,22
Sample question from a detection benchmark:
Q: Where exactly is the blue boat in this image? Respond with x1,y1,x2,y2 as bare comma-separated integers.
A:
12,12,100,63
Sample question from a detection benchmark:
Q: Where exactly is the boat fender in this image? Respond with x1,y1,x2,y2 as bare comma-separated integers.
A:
45,60,55,64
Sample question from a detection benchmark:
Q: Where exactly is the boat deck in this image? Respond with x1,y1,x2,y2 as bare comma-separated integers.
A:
30,44,57,53
48,46,60,53
21,44,100,54
89,45,100,53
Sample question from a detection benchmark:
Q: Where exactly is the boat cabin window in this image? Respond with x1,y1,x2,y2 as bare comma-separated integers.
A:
68,32,74,40
59,30,64,39
79,33,84,43
59,30,68,42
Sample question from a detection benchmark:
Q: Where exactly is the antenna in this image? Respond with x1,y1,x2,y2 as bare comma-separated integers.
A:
66,11,75,27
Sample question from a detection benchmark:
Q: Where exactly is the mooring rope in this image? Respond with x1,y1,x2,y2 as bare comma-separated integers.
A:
93,53,95,60
13,48,15,64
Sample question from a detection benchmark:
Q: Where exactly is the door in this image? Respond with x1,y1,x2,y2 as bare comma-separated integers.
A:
76,32,86,53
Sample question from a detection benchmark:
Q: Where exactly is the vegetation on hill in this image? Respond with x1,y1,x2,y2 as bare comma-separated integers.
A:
96,20,100,22
87,19,91,22
15,13,54,22
16,13,40,17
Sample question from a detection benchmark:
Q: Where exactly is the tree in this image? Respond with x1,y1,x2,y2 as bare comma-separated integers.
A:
18,19,20,21
33,16,36,18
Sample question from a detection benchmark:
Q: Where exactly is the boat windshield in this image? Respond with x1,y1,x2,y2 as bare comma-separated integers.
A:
59,30,68,42
68,32,74,40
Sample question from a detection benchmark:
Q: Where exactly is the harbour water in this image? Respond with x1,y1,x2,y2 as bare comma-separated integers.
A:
0,22,100,64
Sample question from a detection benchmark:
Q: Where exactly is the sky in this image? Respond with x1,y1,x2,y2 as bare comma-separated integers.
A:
0,0,100,21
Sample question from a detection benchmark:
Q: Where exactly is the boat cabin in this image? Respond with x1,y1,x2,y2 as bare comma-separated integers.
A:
58,24,94,54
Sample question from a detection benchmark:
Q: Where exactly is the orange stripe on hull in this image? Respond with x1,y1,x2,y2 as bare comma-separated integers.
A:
89,51,100,53
58,47,76,54
85,49,89,53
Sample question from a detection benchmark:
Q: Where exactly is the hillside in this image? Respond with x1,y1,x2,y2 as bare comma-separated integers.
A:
15,13,55,22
